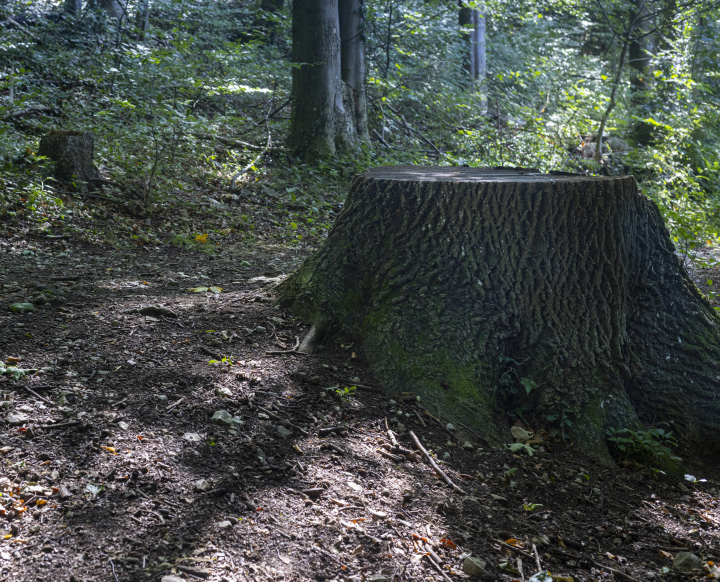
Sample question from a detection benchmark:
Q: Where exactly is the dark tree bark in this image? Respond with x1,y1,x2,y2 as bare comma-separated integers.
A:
339,0,369,143
38,131,100,182
629,0,654,145
290,0,359,159
278,166,720,461
135,0,150,40
290,0,339,159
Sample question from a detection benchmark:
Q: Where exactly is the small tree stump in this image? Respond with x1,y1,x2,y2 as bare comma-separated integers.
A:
38,131,99,182
278,166,720,460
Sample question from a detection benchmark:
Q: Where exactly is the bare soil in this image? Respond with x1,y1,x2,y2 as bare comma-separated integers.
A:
0,228,719,582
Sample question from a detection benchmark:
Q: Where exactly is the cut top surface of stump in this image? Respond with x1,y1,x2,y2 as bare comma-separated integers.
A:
362,165,621,183
279,164,720,460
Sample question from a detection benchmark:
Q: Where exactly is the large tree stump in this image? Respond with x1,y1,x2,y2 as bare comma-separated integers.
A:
278,166,720,460
38,131,99,182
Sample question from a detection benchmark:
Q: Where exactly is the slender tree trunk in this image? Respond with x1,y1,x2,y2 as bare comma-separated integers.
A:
471,10,486,81
135,0,150,40
278,167,720,462
459,3,472,83
460,3,486,94
595,27,633,162
289,0,340,159
96,0,124,20
629,0,654,145
339,0,369,142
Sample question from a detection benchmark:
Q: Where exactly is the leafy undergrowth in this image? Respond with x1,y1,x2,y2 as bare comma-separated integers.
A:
0,233,719,582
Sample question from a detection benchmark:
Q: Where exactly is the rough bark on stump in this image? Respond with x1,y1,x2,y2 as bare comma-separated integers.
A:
278,166,720,460
38,131,99,182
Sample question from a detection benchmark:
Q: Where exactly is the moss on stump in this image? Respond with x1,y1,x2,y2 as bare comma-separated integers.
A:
278,166,720,461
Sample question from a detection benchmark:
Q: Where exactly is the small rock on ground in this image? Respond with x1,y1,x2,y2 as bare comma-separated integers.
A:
211,410,241,427
463,556,489,577
674,551,702,572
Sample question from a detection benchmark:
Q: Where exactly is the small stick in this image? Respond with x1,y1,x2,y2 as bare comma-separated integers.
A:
109,559,120,582
258,407,309,436
532,543,542,572
424,554,452,582
384,417,398,446
591,560,649,582
39,421,80,430
496,540,535,560
517,557,525,582
409,431,465,494
377,449,403,463
166,397,184,411
19,385,56,407
414,409,426,427
144,509,165,525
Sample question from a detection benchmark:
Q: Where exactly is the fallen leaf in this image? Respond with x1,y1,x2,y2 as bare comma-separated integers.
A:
195,233,208,243
440,538,457,549
187,287,209,293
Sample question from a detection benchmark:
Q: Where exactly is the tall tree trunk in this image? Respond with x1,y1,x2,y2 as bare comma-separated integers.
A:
471,10,486,82
459,3,472,83
278,167,720,462
290,0,357,159
339,0,369,143
289,0,340,159
135,0,150,40
460,3,487,93
629,0,654,145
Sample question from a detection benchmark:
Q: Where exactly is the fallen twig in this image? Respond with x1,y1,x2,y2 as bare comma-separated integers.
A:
409,431,466,494
191,132,266,151
378,449,404,463
532,543,542,572
386,104,442,156
39,421,80,430
6,17,40,40
19,385,56,407
258,406,309,436
496,539,534,560
1,106,59,121
424,553,453,582
265,350,308,357
166,397,185,412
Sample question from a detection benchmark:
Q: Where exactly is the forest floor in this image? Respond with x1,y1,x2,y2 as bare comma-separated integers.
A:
0,190,719,582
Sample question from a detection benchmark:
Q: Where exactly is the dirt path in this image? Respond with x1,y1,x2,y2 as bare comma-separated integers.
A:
0,234,719,582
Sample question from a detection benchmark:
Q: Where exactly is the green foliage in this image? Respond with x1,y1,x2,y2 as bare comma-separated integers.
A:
497,356,538,421
545,405,575,441
2,0,720,284
606,427,682,472
334,385,358,401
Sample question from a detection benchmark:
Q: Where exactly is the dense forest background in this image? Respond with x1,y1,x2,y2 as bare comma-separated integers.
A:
2,0,720,268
